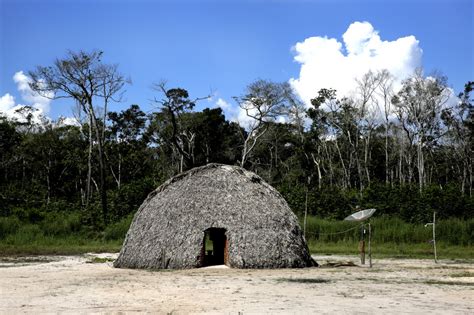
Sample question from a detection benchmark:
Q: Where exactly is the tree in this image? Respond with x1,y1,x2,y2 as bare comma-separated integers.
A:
0,116,22,184
354,70,389,189
392,69,450,192
152,83,210,172
234,80,290,168
108,104,147,189
441,81,473,195
374,70,395,185
309,89,361,189
29,50,127,224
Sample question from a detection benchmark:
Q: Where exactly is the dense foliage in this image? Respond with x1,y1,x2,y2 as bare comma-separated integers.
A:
0,51,472,242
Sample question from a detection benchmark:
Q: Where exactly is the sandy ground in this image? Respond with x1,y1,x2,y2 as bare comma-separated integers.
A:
0,253,473,314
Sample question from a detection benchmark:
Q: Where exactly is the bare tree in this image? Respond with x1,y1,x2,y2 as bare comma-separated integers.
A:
355,70,383,189
310,88,352,189
392,68,450,192
442,81,473,195
29,50,127,224
234,80,290,168
375,70,395,185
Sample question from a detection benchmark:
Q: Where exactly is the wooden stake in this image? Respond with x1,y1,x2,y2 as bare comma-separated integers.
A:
359,225,365,265
368,222,372,268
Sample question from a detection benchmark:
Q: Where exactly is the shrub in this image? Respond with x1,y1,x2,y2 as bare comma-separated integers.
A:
103,213,134,241
40,212,82,236
5,224,44,244
0,216,21,239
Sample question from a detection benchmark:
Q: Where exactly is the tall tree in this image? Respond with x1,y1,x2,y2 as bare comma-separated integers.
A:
152,83,209,172
108,104,147,189
441,81,473,195
234,80,290,168
29,50,127,224
392,69,450,192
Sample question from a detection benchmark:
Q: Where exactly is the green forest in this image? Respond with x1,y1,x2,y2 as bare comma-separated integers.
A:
1,50,472,256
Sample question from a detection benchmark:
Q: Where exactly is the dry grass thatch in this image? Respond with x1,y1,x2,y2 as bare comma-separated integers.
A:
114,163,316,269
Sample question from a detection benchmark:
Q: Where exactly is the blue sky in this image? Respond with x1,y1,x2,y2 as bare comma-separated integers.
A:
0,0,472,121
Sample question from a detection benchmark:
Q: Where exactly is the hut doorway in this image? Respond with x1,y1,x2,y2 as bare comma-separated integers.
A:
201,228,228,266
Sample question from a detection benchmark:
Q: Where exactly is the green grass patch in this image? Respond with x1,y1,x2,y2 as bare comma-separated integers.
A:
450,271,474,278
308,239,474,260
0,211,131,256
302,216,474,246
0,236,122,256
86,257,116,263
303,215,473,260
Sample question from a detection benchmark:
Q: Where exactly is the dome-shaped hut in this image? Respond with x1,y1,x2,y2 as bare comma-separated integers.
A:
114,164,316,269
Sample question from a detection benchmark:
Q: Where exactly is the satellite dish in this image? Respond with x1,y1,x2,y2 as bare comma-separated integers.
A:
344,208,376,222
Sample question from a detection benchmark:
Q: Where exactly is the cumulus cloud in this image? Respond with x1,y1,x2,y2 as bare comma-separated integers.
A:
13,71,53,113
290,21,423,105
0,71,54,124
215,98,232,111
0,93,15,112
214,97,256,129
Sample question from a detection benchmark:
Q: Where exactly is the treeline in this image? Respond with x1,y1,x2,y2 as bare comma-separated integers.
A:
0,50,472,235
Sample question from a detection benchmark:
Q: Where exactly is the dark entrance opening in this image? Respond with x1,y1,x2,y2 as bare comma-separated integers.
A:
201,228,228,266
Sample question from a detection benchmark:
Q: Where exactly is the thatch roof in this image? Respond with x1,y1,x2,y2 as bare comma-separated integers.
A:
114,163,316,269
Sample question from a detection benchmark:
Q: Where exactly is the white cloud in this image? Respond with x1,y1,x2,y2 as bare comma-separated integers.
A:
215,97,290,130
0,93,39,123
13,71,53,113
214,97,255,129
216,98,232,110
56,116,80,127
0,71,53,124
0,93,15,112
290,21,423,106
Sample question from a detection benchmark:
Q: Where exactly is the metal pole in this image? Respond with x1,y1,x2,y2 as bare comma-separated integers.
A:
368,222,372,268
433,212,437,263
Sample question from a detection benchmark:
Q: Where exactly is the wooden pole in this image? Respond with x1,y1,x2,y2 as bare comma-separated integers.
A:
359,224,366,265
368,222,372,268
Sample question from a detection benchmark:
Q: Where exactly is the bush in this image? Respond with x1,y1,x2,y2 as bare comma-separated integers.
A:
103,213,134,241
108,179,156,222
5,224,44,244
40,212,82,236
0,216,20,239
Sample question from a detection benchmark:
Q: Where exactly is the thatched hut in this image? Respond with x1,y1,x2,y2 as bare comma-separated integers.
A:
114,164,316,269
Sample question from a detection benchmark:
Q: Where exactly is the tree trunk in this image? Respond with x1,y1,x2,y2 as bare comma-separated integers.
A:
311,153,322,189
417,142,424,193
385,125,389,185
86,114,93,207
334,140,348,189
89,102,108,225
364,132,371,187
46,149,51,205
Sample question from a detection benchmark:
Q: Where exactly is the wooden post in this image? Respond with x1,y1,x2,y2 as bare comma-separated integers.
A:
368,222,372,268
359,224,365,265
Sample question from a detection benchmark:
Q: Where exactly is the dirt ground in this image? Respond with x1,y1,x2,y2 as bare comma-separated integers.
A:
0,253,472,314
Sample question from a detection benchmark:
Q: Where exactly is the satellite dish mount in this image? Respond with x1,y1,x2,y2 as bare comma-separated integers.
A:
344,208,376,267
